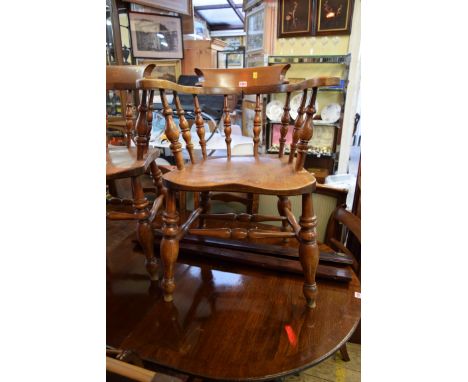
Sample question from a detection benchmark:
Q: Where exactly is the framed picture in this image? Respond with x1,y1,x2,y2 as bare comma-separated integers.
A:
245,4,265,53
124,0,191,15
277,0,315,38
135,59,181,82
129,12,183,59
315,0,354,35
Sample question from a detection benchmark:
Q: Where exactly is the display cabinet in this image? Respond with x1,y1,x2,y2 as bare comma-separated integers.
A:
245,1,276,67
265,54,351,173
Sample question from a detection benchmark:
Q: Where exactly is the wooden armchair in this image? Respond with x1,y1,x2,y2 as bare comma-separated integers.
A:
137,65,340,307
106,65,165,281
325,205,361,276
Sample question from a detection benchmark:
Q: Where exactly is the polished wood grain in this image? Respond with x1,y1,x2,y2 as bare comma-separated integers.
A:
279,92,292,157
137,76,340,96
107,65,155,90
106,147,160,181
106,218,361,381
162,156,316,195
289,89,308,164
194,65,290,88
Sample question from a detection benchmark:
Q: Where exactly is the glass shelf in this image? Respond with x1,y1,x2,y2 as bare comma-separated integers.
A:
268,54,351,65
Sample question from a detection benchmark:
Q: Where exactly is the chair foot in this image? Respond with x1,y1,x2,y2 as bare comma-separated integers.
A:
145,257,159,281
162,277,175,302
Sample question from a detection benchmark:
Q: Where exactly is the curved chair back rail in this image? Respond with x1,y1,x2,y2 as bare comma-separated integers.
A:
136,66,340,169
106,64,155,90
107,64,156,157
194,64,290,88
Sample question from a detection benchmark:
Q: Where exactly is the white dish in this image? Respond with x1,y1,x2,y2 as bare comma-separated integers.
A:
266,100,284,121
321,103,341,123
289,93,318,120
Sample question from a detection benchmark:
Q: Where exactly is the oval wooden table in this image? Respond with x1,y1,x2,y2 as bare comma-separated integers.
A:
107,219,361,381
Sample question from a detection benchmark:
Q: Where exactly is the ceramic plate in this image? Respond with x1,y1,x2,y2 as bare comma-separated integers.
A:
321,103,341,123
289,93,318,120
266,100,284,121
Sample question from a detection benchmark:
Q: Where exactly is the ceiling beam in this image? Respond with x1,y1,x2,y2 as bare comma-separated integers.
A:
226,0,245,23
193,9,209,25
209,24,244,31
194,4,242,11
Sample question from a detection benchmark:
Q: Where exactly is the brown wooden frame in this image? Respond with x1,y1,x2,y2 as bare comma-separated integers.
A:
277,0,316,38
128,12,184,59
315,0,354,36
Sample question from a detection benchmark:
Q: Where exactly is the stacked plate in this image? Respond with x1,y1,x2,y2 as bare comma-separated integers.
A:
321,103,341,123
266,100,284,122
289,93,319,120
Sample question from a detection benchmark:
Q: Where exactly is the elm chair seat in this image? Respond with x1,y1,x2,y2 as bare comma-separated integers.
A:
106,147,160,181
162,156,316,195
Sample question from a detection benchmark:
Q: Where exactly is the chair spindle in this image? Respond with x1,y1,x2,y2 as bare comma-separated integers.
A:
223,95,232,159
193,95,207,160
279,92,291,158
135,90,148,160
145,90,154,154
160,89,185,170
253,94,261,157
106,112,109,148
289,89,308,164
295,88,318,172
173,91,195,164
125,91,134,148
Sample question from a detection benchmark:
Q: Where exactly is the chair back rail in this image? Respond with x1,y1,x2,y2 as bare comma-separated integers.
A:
106,65,155,159
194,65,290,88
136,68,339,170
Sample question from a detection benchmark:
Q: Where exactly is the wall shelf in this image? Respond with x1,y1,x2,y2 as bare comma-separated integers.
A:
266,54,351,174
268,54,351,65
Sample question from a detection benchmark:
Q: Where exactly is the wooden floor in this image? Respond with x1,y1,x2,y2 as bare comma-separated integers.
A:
107,218,360,381
285,343,360,382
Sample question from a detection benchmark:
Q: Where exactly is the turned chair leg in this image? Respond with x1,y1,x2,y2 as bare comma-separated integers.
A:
277,196,292,242
198,191,211,228
132,176,158,280
298,193,319,308
160,189,180,302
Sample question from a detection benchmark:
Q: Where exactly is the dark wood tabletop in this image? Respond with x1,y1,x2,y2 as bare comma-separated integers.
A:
107,219,361,381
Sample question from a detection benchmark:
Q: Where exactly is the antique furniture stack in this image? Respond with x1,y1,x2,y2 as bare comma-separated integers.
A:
136,64,340,307
106,65,165,281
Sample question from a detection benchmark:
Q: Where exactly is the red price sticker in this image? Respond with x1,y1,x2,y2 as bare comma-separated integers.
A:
239,81,247,87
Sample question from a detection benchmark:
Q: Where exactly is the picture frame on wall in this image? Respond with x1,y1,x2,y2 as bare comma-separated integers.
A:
129,12,183,59
135,59,181,82
277,0,315,38
245,4,265,53
123,0,191,15
315,0,354,35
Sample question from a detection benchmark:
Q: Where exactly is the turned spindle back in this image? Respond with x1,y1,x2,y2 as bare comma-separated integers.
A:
106,65,155,158
136,68,340,171
195,66,290,159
